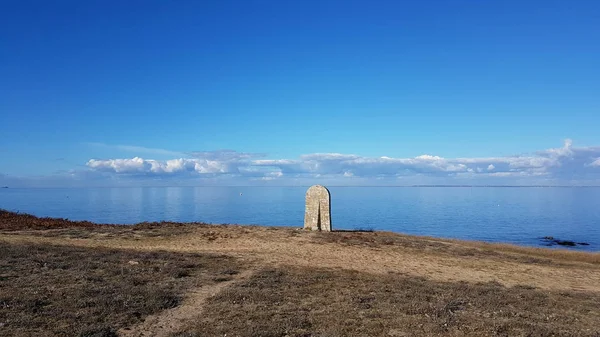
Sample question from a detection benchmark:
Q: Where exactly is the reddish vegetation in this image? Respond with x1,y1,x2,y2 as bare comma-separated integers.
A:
0,209,105,230
0,209,201,232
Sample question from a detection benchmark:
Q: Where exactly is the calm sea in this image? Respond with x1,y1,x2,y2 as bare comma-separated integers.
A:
1,187,599,251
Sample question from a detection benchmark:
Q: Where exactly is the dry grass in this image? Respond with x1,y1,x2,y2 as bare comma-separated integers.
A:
2,210,600,336
458,239,600,264
176,265,600,337
313,230,600,265
0,242,241,337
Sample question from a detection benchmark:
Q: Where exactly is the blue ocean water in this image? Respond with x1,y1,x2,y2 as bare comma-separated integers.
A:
1,187,599,251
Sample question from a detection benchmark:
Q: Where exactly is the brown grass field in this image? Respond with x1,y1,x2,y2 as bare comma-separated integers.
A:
1,209,599,336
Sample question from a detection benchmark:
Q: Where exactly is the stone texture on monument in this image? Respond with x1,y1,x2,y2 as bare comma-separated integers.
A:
304,185,332,231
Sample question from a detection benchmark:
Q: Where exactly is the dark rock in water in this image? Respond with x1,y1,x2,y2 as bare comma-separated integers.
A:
540,237,589,247
555,240,576,246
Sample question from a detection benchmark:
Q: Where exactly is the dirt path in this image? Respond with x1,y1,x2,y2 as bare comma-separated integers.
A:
118,269,255,337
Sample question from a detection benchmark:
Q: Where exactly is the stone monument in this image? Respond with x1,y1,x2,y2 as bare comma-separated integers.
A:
304,185,332,231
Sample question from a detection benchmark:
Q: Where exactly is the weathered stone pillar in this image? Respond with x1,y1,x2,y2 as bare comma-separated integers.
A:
304,185,332,231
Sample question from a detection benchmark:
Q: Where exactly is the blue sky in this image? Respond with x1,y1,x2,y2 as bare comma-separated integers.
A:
1,0,599,186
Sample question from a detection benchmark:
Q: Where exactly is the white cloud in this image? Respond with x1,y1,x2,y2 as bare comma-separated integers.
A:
87,157,233,175
82,140,600,184
87,157,150,174
538,138,574,158
300,153,360,161
86,150,264,176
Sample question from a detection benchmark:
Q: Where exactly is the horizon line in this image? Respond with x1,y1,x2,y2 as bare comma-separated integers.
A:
3,185,600,189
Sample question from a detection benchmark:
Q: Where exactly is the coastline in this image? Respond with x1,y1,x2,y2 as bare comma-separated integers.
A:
1,210,600,336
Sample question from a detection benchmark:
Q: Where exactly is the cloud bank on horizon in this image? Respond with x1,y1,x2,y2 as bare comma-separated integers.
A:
3,140,600,187
76,139,600,186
